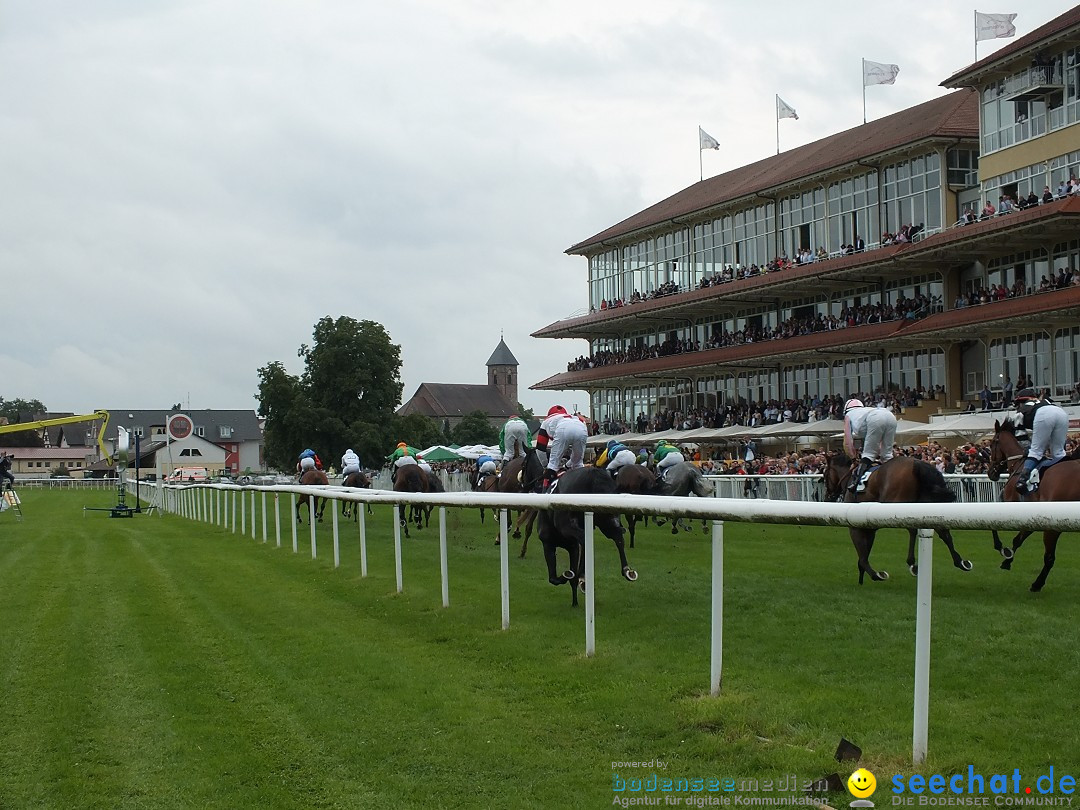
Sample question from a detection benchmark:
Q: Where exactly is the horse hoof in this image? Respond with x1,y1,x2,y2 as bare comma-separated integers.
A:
577,577,586,592
1000,547,1014,560
512,531,521,539
909,565,918,577
493,540,500,546
1030,583,1044,593
959,560,973,572
549,576,566,586
623,567,638,582
877,571,890,581
1001,560,1013,571
681,524,691,533
563,569,575,581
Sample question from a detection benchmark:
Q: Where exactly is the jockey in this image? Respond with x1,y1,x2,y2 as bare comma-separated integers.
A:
340,448,361,477
499,415,531,462
637,447,650,465
1010,388,1068,494
297,448,323,474
540,405,588,489
477,453,498,476
653,440,685,479
843,398,897,491
596,439,636,476
389,442,418,483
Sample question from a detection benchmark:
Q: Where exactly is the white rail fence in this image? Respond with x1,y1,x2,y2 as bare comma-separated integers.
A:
140,481,1080,766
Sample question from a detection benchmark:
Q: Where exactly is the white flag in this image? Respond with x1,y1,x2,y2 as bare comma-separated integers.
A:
699,126,719,150
976,11,1017,41
863,59,900,86
776,96,798,121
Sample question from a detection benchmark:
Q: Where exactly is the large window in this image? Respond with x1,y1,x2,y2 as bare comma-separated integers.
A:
881,154,942,236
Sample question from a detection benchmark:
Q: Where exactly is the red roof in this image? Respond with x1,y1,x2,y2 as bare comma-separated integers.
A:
568,90,978,255
942,5,1080,87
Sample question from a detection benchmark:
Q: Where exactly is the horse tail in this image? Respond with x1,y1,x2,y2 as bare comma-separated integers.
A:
913,461,956,503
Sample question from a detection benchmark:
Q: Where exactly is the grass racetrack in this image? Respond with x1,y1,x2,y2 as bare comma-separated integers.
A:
1,487,1078,808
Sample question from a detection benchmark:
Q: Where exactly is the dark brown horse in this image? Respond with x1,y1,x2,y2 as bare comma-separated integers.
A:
988,420,1080,591
608,463,663,548
823,451,972,584
296,468,329,523
496,448,546,558
538,466,637,607
392,462,430,538
341,470,372,520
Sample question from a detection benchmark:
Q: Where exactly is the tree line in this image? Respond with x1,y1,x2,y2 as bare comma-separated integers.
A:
256,316,531,472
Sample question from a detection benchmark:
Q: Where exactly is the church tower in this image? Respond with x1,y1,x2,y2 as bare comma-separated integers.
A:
486,338,519,407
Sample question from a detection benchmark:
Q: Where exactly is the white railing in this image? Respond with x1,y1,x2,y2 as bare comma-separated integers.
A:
145,480,1080,766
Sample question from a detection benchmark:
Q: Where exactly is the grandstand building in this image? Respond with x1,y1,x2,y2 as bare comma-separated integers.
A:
532,6,1080,427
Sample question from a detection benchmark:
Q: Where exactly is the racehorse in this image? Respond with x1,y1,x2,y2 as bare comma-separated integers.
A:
296,468,329,523
470,466,499,526
987,420,1080,591
608,464,664,548
392,463,430,538
497,447,546,558
341,470,372,520
823,451,972,584
537,466,637,607
653,462,716,537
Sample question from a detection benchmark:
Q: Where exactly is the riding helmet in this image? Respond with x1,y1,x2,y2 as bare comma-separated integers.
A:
1013,388,1038,405
844,398,865,412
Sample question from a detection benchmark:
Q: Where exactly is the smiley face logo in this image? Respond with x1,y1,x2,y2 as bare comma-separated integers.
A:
847,768,877,799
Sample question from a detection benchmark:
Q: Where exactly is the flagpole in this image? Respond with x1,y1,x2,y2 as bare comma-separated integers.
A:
775,95,780,155
974,10,978,62
700,140,703,182
862,59,867,124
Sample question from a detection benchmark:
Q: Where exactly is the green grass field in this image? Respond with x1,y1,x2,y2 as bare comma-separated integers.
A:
1,488,1078,809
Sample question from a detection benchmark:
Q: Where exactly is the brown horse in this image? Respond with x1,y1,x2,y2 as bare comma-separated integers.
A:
987,420,1080,591
296,468,329,523
341,471,372,520
392,462,429,538
608,464,663,548
497,448,546,558
823,451,972,584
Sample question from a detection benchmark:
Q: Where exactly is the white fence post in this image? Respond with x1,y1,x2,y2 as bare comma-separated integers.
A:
359,508,368,577
251,491,256,540
500,508,509,630
274,493,281,547
585,511,596,658
439,507,449,608
710,520,724,696
393,505,403,593
290,494,297,553
913,526,934,764
309,508,317,559
332,505,340,568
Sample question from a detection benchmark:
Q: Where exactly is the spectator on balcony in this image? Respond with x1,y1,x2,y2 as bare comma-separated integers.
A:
1056,180,1069,197
1042,186,1054,204
981,200,996,220
1025,190,1039,208
854,235,866,252
998,195,1014,214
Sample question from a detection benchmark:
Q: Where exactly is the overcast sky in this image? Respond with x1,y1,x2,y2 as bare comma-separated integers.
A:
1,1,1066,418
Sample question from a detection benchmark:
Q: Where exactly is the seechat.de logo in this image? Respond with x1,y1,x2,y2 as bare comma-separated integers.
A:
849,768,878,808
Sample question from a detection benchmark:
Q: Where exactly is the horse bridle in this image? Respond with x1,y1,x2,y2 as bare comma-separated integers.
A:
988,439,1024,481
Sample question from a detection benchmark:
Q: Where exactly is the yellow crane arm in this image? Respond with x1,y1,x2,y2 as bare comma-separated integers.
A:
0,409,112,465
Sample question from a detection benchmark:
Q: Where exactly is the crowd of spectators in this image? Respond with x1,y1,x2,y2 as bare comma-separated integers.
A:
570,293,936,372
960,177,1079,225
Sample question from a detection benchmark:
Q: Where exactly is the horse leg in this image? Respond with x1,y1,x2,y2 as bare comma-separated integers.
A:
542,541,571,587
1029,532,1060,592
906,529,918,576
1001,531,1032,570
627,514,637,549
519,510,536,558
852,528,888,584
316,497,326,522
991,530,1016,560
935,527,973,572
602,519,637,582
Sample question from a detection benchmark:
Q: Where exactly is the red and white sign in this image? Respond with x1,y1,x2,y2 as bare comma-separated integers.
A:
167,413,193,441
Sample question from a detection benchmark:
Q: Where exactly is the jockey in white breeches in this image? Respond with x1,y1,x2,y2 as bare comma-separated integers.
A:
541,411,588,487
500,416,530,462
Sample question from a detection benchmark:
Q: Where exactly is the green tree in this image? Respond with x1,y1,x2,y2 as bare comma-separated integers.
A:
0,397,48,448
515,404,535,422
256,318,404,471
449,410,499,447
391,413,445,457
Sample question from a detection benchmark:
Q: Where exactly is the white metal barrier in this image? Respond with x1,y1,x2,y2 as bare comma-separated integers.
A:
146,480,1080,766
